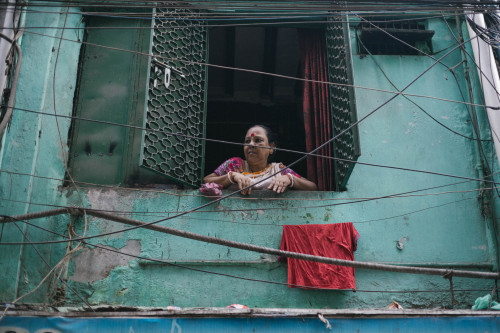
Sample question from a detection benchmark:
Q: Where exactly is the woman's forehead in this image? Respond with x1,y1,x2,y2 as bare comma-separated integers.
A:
246,126,267,137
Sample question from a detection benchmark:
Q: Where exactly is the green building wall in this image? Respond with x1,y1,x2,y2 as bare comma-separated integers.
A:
0,7,498,309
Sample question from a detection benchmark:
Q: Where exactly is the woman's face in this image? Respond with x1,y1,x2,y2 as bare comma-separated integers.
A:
243,126,274,166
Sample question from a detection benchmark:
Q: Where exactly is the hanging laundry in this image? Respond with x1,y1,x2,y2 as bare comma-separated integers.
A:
280,223,359,290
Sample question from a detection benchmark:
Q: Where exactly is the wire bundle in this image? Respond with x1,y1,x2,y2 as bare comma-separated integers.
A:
467,11,500,48
1,2,500,311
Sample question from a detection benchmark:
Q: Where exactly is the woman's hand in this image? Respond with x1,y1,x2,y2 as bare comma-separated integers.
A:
268,174,292,194
231,172,253,196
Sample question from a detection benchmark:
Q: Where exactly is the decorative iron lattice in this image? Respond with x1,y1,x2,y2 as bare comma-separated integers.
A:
326,17,360,191
141,7,208,187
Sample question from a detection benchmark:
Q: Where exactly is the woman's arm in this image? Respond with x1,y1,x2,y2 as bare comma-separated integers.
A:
268,174,318,193
203,172,232,188
292,176,318,191
204,172,253,195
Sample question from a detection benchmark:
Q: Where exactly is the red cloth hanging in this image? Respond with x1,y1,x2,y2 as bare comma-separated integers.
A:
280,223,359,290
299,29,334,191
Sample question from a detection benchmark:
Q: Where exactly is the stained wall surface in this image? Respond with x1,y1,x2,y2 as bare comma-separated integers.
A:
0,8,498,309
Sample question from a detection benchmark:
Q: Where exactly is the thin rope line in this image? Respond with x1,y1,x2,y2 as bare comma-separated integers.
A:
0,181,488,218
9,221,94,311
7,217,494,294
1,210,499,280
3,8,497,250
0,195,476,227
10,107,500,186
2,166,494,203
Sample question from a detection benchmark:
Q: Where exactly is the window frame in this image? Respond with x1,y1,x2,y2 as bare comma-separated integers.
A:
67,8,360,191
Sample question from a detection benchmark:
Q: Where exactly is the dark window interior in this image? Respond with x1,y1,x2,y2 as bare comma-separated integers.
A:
357,20,434,55
205,27,307,177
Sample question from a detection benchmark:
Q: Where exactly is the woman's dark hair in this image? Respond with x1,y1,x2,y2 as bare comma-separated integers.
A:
246,124,278,162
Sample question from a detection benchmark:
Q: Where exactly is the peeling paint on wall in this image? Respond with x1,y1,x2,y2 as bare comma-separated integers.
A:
87,189,121,211
70,239,141,282
86,189,130,239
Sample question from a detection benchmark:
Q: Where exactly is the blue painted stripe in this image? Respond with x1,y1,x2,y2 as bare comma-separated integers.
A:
1,316,500,333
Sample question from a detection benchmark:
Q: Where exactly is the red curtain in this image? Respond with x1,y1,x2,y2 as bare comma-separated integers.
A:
299,29,334,191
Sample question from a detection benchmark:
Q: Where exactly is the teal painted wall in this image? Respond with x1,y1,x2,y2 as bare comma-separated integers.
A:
0,6,83,304
0,10,498,310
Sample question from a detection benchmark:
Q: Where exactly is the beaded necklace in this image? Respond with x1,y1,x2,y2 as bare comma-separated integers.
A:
241,164,271,178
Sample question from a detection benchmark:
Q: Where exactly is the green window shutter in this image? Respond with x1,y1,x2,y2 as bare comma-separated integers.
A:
326,17,361,191
141,8,208,187
68,17,150,185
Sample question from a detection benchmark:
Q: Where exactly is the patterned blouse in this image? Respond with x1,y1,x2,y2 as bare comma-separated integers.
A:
214,157,301,178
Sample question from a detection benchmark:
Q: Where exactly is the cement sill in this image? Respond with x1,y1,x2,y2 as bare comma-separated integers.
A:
3,307,500,318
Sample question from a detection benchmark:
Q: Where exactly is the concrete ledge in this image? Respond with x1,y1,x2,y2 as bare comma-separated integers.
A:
3,307,500,318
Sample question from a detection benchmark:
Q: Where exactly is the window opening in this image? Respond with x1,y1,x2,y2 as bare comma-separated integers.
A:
204,26,308,178
357,19,435,55
205,23,360,191
68,11,359,190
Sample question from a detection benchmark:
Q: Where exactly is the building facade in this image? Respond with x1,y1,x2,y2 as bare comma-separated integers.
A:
1,1,500,328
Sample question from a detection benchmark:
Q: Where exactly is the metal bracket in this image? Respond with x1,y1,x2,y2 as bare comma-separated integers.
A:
152,58,185,89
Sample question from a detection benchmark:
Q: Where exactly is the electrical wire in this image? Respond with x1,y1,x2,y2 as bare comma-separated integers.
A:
441,13,500,198
2,1,493,11
14,23,494,245
0,11,496,208
2,12,499,246
1,181,492,216
35,3,500,175
0,9,471,20
9,220,94,311
0,179,493,245
8,2,500,113
9,0,500,12
20,29,500,110
56,6,500,118
0,181,490,218
357,13,500,204
2,209,499,280
0,10,492,196
13,13,498,200
356,29,490,142
52,5,86,210
1,2,499,310
466,11,500,48
6,1,500,260
1,160,498,216
2,165,493,203
356,13,500,200
2,167,447,202
0,12,479,29
211,15,500,210
7,216,493,294
466,13,500,145
120,196,476,226
0,32,22,140
48,6,92,301
9,107,500,187
356,14,500,113
460,10,500,267
0,193,477,227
